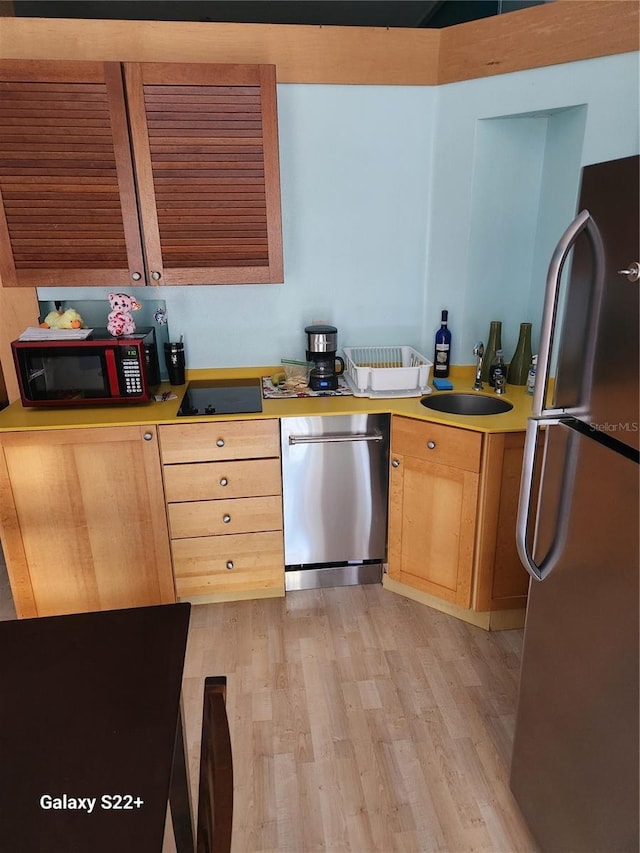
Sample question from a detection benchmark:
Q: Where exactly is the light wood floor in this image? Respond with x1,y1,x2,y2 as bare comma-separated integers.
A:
0,551,537,851
178,584,539,853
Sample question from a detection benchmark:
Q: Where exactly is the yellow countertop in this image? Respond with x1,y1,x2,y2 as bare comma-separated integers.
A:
0,365,534,434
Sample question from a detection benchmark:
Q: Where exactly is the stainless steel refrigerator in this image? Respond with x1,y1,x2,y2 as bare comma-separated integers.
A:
511,154,639,853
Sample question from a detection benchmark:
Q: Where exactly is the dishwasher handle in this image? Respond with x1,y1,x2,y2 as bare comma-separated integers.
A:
288,431,383,446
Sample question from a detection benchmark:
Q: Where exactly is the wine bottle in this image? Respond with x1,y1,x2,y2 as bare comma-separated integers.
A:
507,322,533,386
433,310,452,378
489,349,505,388
481,321,502,382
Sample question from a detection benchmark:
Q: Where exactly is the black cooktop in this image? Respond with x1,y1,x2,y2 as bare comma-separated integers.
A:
176,378,263,417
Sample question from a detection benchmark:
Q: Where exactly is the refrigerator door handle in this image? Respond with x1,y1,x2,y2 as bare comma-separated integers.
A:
534,209,605,418
516,417,579,582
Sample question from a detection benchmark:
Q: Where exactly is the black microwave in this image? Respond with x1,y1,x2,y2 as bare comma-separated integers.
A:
11,327,160,407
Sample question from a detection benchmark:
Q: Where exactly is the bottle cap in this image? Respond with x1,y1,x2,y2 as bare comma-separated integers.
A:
441,310,448,322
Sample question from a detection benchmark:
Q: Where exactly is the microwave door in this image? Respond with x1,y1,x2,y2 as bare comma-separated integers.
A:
21,351,47,399
54,351,113,398
20,347,114,402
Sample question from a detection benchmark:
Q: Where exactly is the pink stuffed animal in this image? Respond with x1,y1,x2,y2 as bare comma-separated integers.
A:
107,292,141,337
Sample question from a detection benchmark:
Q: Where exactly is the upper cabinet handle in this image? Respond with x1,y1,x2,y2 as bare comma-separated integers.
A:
131,271,142,281
151,271,162,281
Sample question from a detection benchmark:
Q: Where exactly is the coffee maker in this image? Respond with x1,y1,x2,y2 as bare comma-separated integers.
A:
305,324,345,391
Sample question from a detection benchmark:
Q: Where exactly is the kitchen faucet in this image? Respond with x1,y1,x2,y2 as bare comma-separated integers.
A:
472,342,484,390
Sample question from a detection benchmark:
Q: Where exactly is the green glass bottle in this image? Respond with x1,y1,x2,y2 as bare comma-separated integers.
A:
481,320,502,383
507,322,533,385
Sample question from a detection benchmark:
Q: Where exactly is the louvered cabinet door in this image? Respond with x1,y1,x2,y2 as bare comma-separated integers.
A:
124,63,283,285
0,61,145,287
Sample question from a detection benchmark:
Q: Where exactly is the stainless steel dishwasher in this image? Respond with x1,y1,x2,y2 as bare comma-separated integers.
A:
280,414,390,590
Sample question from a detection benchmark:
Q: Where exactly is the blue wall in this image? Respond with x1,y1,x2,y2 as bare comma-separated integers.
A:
39,51,639,370
426,51,639,363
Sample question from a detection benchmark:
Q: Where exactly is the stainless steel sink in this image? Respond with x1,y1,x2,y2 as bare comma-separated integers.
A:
420,392,513,416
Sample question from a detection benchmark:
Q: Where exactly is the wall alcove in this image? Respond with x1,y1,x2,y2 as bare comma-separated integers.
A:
464,105,587,359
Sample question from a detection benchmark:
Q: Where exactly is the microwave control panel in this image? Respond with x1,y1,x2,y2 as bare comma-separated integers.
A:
120,347,144,396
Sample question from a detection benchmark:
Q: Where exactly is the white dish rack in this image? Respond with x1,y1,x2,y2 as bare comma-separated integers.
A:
342,346,433,398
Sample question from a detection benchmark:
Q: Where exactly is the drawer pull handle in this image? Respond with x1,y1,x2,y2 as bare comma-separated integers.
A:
226,560,234,570
216,438,225,447
143,432,153,441
223,514,231,523
427,440,436,449
219,477,228,487
391,459,400,468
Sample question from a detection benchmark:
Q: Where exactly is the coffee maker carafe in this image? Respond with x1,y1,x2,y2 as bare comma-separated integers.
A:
305,324,345,391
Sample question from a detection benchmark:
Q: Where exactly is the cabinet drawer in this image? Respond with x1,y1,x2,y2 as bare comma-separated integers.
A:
168,495,282,539
391,417,481,472
172,531,284,597
159,419,280,464
164,458,281,502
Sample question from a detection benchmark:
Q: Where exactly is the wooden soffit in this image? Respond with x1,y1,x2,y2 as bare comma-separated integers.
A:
0,0,637,86
438,0,640,84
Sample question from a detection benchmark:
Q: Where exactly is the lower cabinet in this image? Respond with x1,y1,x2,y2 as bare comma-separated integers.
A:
388,417,481,607
170,531,284,600
0,425,175,618
158,419,284,602
473,430,531,612
0,412,526,621
387,416,530,626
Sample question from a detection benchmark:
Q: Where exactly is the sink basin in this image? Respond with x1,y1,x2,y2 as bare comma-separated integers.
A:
420,392,513,416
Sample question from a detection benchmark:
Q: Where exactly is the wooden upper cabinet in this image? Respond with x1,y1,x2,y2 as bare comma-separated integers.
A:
0,60,145,287
125,63,283,285
0,60,284,287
